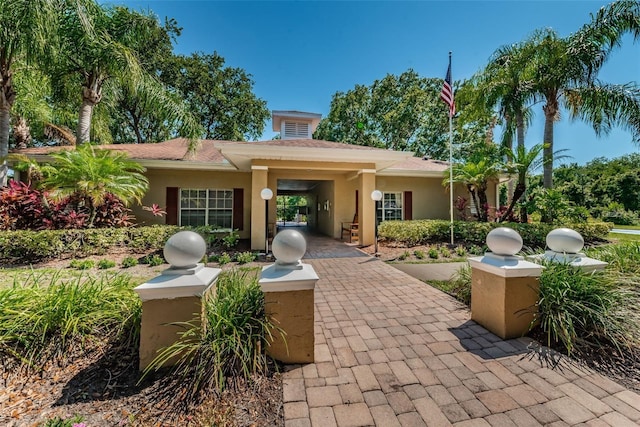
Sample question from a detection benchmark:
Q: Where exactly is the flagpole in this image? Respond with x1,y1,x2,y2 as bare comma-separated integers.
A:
448,52,454,246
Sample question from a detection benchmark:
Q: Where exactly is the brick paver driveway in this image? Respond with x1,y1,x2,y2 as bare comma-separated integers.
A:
283,234,640,426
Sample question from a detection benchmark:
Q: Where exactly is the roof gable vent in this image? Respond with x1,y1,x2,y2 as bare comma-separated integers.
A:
283,121,311,139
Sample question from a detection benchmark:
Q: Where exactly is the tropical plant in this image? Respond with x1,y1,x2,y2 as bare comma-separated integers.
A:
50,4,201,144
499,143,545,222
447,159,501,222
0,0,58,185
141,269,280,403
527,2,640,188
473,40,534,155
98,259,116,269
41,145,148,226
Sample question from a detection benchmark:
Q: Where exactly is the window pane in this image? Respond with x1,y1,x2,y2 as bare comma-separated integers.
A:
181,210,206,227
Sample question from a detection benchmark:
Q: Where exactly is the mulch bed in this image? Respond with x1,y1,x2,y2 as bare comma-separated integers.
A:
0,340,283,426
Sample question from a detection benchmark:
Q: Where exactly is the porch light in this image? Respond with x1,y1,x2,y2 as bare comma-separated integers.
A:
261,188,273,255
371,190,382,256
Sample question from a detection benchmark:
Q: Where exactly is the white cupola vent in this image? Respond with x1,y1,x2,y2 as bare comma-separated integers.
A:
272,110,322,140
283,121,311,139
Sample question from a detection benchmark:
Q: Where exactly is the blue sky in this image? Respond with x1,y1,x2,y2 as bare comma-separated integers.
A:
111,1,639,165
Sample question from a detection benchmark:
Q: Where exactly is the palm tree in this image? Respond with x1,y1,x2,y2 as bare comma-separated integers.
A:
0,0,57,186
448,160,501,222
52,4,201,144
477,42,535,155
530,1,640,188
41,145,148,226
498,143,545,222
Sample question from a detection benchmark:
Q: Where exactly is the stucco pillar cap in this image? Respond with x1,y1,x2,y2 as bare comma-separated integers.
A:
134,264,221,301
528,251,608,272
259,263,319,292
469,253,544,278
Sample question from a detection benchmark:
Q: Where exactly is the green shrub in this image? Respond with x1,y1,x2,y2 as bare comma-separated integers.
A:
0,272,140,365
144,254,165,267
428,248,439,259
0,225,180,263
98,259,116,269
414,249,425,259
601,203,639,225
121,256,138,268
222,230,240,249
398,250,410,261
235,251,256,265
69,259,95,270
534,262,640,356
455,246,467,257
217,252,232,265
439,246,451,257
142,269,280,402
377,219,612,248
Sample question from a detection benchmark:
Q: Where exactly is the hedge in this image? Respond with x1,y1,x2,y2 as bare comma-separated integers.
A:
377,219,613,248
0,225,180,263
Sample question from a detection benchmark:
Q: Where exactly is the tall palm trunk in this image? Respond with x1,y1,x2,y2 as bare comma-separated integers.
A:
542,95,558,189
0,107,9,187
515,112,525,150
76,75,103,144
0,62,15,187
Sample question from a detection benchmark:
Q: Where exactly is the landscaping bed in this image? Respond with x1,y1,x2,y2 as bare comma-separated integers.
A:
0,260,284,426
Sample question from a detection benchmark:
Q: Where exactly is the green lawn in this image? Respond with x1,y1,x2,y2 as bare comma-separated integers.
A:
607,232,640,242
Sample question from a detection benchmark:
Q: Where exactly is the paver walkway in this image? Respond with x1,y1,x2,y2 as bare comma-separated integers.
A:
283,234,640,426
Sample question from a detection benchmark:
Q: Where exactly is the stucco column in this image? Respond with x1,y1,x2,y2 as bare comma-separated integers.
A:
358,169,376,247
251,166,269,250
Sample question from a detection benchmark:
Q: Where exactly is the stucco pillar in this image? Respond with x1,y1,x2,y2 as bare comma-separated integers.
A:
251,166,269,251
259,229,318,364
358,169,376,247
134,231,221,371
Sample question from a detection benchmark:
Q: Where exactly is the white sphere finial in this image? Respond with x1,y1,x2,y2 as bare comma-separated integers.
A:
272,229,307,265
486,227,523,256
371,190,383,201
546,228,584,254
261,188,273,200
163,231,207,269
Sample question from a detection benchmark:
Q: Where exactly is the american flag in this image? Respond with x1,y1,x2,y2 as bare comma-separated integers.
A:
440,56,455,117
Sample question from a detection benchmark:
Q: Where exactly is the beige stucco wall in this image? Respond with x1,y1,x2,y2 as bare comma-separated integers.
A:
132,164,498,247
134,168,252,239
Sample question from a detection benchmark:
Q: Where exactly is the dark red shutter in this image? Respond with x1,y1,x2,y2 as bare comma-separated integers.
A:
166,187,179,225
403,191,412,220
233,188,244,230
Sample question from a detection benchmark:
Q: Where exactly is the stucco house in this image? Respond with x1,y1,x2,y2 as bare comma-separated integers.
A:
13,110,498,250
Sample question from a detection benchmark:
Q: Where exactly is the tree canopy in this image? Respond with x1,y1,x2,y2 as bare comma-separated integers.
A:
314,69,496,161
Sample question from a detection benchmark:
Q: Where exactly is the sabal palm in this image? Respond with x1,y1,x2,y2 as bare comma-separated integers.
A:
449,160,500,222
0,0,57,186
530,1,640,188
42,145,148,225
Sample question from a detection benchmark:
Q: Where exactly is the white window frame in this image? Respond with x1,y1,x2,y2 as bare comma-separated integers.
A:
376,192,403,222
179,188,233,230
